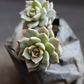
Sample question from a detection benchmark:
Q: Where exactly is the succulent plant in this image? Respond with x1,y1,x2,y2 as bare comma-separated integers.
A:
17,27,62,72
20,0,56,29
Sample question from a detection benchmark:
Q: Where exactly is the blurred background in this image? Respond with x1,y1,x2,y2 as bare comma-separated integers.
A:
0,0,84,84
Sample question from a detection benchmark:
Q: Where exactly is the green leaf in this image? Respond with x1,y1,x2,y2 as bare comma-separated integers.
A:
49,2,53,9
39,17,48,26
26,6,32,16
48,19,52,25
47,9,56,19
52,14,56,22
49,37,60,49
26,60,39,69
27,21,39,28
31,56,43,64
26,28,39,38
49,30,54,38
32,0,42,9
30,12,35,17
32,13,41,21
35,7,40,14
25,1,33,8
39,61,49,71
37,0,46,3
17,49,26,61
45,42,55,55
38,26,49,37
39,48,44,56
31,8,35,12
55,45,62,57
21,13,32,22
38,33,49,43
17,37,29,49
22,48,31,60
42,1,49,11
28,67,38,72
32,51,38,58
50,51,59,64
41,51,49,63
34,26,41,31
27,37,41,46
35,43,45,50
41,7,47,19
47,25,53,30
28,45,36,54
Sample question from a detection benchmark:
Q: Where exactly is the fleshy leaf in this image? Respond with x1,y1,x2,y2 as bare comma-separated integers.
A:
28,45,36,54
55,45,62,57
47,9,56,19
31,8,35,12
42,1,49,11
38,26,49,37
49,37,60,49
17,49,26,61
32,13,41,21
25,1,33,8
21,13,32,22
17,37,29,49
35,7,40,14
26,28,39,38
34,26,41,31
27,37,41,46
39,17,48,26
49,30,54,38
49,2,53,9
37,0,46,3
45,42,55,55
26,60,39,68
47,25,53,30
41,51,49,63
32,51,38,57
39,48,44,56
41,7,47,19
30,12,35,17
38,33,49,43
39,61,49,71
22,48,31,60
48,19,52,25
31,56,43,64
35,43,45,50
50,51,59,64
32,0,42,9
27,21,39,28
26,6,32,16
28,67,38,72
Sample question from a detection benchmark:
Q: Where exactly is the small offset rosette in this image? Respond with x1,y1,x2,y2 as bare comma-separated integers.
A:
17,27,62,72
20,0,56,29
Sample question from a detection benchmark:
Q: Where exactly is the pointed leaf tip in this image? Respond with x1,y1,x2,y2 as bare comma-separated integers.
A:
45,42,55,55
49,37,60,49
50,51,59,64
38,33,49,43
27,37,41,46
26,28,39,38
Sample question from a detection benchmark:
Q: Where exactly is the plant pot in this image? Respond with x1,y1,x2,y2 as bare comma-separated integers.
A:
5,18,84,84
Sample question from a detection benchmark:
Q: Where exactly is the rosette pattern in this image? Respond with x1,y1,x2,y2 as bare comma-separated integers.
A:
20,0,56,29
17,27,62,72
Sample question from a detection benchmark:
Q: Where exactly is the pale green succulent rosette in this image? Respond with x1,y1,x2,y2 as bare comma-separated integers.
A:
20,0,56,29
17,27,62,72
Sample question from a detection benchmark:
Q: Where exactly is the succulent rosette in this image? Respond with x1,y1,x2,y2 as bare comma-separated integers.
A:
17,27,62,72
20,0,56,29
